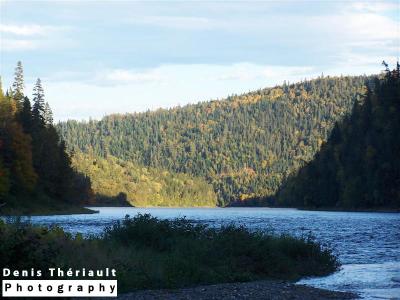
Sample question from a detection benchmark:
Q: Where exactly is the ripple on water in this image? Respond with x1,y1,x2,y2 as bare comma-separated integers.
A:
4,207,400,300
299,261,400,300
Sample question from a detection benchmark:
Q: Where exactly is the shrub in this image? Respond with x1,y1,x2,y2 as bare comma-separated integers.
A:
0,214,339,292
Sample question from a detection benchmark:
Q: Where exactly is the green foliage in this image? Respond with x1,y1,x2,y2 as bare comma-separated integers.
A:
72,151,217,207
0,93,37,195
58,75,369,205
32,78,45,124
11,61,24,104
277,65,400,209
0,215,339,292
0,62,93,213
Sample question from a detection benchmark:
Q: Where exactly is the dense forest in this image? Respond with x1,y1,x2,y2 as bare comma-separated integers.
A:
0,62,92,214
2,61,398,210
72,151,217,207
276,64,400,209
59,75,369,206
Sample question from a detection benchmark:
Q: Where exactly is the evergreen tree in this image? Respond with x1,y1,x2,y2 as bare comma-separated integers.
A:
32,78,45,125
18,97,33,133
12,61,24,104
44,102,53,126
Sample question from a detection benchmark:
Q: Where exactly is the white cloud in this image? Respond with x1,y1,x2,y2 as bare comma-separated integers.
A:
332,13,398,41
127,6,398,71
305,7,399,69
0,24,74,51
2,1,397,120
0,24,65,36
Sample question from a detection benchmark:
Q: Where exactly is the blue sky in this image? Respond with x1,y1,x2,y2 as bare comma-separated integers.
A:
1,0,399,121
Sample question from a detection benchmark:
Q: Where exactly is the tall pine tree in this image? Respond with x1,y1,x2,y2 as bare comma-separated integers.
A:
12,61,24,104
32,78,45,126
44,102,53,126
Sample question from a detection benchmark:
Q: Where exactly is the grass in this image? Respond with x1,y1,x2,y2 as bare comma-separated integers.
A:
0,214,339,293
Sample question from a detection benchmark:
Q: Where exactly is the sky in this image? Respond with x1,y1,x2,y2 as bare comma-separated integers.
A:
0,0,399,121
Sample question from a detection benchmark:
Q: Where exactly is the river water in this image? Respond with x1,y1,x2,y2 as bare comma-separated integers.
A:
13,207,400,299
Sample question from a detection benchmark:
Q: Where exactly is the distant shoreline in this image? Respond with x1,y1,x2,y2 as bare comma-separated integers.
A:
2,205,399,217
87,205,400,213
296,207,400,213
228,202,400,213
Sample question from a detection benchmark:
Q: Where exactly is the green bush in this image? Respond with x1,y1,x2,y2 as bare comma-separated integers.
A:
0,214,339,292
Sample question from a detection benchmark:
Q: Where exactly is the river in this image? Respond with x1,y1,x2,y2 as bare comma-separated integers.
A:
11,207,400,299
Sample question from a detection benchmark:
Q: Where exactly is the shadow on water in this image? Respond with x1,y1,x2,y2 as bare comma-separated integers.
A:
87,192,134,207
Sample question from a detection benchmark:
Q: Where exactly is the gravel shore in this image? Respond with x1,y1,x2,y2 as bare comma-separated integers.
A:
117,280,357,300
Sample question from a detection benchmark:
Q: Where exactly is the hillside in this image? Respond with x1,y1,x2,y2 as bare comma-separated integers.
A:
58,75,370,206
276,65,400,209
72,151,217,207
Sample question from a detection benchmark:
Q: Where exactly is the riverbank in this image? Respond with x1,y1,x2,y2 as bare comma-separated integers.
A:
297,206,400,213
118,280,357,299
228,199,399,213
0,202,97,216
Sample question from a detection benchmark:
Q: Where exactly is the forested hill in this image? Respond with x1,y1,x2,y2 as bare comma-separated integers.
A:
276,65,400,209
59,75,370,206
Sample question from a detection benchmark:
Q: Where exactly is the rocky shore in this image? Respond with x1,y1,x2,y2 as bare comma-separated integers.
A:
117,280,357,300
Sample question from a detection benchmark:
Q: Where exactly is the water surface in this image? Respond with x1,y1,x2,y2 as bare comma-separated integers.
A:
12,207,400,299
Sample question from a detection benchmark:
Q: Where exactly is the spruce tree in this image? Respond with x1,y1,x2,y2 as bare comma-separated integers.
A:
12,61,24,104
32,78,45,125
18,97,33,133
44,102,54,126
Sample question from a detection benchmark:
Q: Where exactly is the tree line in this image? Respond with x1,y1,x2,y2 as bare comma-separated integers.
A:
58,74,370,206
0,62,92,212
